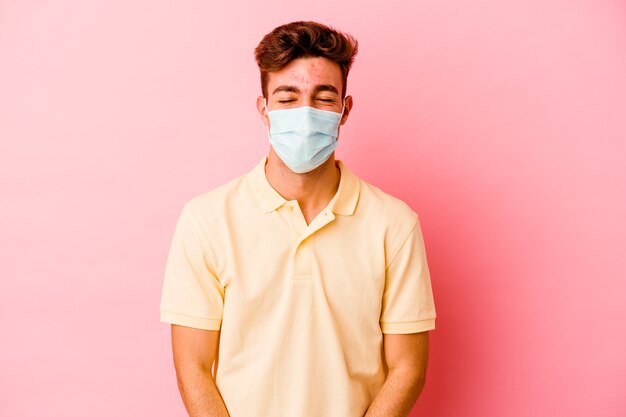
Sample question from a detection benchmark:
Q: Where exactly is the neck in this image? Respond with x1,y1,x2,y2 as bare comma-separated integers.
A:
265,148,340,221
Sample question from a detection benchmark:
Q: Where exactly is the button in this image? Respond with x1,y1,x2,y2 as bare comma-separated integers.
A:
287,205,293,212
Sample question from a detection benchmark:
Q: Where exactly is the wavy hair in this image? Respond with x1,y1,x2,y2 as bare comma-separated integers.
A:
254,21,358,99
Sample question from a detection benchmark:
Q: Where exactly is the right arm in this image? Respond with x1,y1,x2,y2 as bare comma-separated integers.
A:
171,324,230,417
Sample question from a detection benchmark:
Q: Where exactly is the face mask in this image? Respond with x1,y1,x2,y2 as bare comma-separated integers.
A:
264,99,345,174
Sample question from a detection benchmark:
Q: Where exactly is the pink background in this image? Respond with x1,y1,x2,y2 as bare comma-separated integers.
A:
1,0,624,416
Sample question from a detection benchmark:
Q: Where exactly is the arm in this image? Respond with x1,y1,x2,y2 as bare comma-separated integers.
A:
171,324,230,417
364,331,430,417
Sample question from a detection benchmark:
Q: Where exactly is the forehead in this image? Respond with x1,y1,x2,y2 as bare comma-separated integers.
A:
267,56,343,94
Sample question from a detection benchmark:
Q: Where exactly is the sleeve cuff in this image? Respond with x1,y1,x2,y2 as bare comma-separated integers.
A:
160,310,222,331
380,318,435,334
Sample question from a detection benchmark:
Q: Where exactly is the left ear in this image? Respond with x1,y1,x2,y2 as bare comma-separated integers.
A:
340,95,353,126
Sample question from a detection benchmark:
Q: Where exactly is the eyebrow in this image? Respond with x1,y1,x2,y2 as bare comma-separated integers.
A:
313,84,339,94
271,84,339,95
272,85,301,94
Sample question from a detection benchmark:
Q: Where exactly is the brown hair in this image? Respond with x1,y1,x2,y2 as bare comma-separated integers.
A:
254,21,358,99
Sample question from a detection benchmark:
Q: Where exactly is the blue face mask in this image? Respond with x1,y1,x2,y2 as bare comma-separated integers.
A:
264,99,345,174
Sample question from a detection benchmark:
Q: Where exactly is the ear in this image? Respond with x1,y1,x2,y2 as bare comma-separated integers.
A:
256,95,269,127
340,95,353,126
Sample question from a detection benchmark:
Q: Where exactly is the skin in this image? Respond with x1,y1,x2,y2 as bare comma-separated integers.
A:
171,325,229,417
364,332,430,417
171,56,430,417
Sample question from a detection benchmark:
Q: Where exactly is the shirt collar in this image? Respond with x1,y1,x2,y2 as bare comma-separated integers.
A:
247,155,360,216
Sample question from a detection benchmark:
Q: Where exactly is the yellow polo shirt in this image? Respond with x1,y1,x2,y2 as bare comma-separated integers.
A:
160,156,436,417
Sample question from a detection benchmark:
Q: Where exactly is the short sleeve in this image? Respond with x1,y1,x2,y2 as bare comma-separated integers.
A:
159,203,224,330
380,216,436,334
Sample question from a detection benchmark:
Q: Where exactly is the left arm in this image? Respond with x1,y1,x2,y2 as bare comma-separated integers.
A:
364,331,430,417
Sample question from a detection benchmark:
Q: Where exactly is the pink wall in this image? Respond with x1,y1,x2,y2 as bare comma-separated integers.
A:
1,1,624,416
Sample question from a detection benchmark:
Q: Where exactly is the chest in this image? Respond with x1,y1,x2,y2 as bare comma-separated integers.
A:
215,213,387,322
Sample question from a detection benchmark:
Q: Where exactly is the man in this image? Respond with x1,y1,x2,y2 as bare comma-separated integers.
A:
159,21,436,417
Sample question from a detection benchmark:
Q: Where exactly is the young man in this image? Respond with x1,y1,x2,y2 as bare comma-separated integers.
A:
160,21,436,417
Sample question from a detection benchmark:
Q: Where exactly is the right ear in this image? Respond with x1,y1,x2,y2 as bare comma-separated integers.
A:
256,96,269,127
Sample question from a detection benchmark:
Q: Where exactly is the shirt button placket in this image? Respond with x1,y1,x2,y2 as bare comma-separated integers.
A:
285,201,311,282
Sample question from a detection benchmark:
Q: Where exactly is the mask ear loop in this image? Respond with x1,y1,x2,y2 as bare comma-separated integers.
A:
263,98,271,141
334,99,346,148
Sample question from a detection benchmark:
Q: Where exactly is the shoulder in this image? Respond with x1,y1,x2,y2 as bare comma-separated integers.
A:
182,173,249,221
355,176,422,264
357,177,419,229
